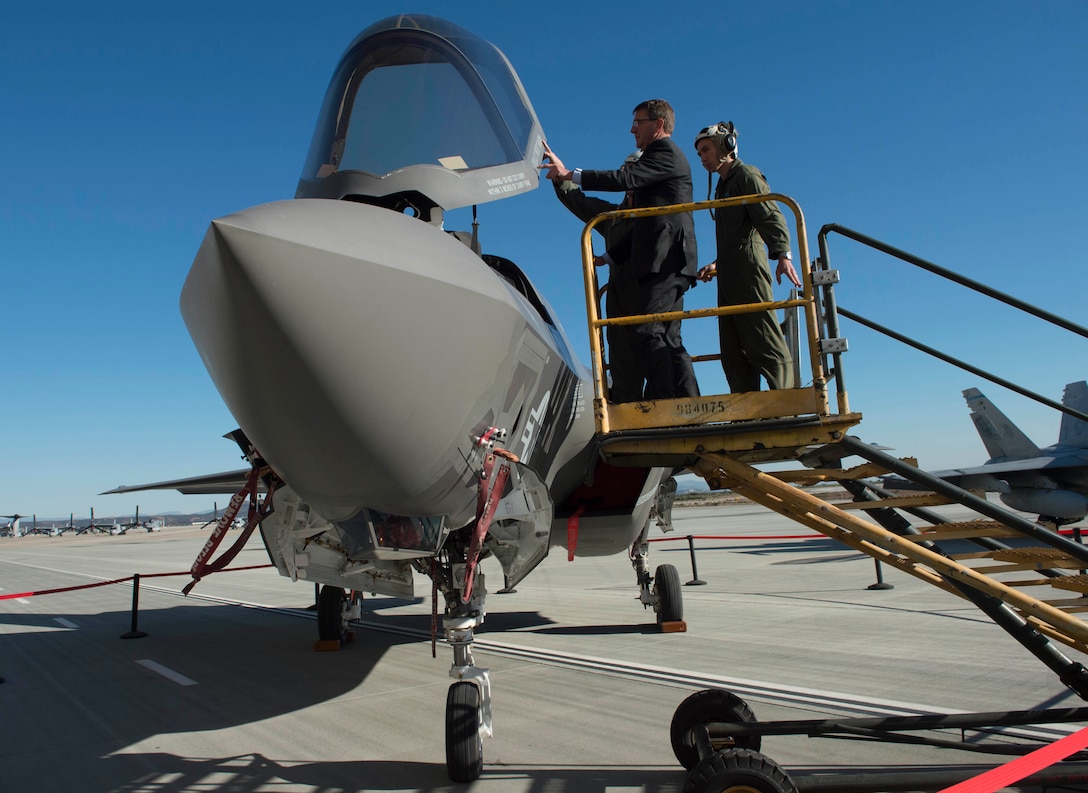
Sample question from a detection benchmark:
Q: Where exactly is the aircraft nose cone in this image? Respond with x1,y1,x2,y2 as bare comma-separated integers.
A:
181,199,532,522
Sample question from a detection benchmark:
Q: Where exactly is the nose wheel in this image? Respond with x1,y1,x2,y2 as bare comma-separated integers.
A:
446,681,484,782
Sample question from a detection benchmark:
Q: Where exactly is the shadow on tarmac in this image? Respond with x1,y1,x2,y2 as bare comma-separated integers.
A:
102,754,690,792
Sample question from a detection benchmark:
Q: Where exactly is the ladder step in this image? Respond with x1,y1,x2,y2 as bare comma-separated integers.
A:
832,494,958,510
992,547,1083,565
1049,575,1088,594
770,462,893,485
972,547,1084,574
903,520,1020,541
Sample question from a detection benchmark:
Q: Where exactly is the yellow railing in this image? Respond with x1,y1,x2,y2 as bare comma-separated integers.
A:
580,193,843,435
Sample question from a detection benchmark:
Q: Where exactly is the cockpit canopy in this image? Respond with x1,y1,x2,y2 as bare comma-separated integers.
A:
296,15,545,213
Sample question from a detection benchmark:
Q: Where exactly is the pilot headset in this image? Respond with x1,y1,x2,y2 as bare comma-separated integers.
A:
694,121,738,162
694,122,737,217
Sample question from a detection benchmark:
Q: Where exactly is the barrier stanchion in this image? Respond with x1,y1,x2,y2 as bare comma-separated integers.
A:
867,559,894,591
120,572,149,639
684,535,706,586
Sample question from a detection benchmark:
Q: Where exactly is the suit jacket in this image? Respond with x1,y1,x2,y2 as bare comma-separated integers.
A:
552,181,628,250
579,136,698,282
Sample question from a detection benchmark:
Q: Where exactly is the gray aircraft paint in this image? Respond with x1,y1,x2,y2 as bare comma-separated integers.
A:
910,381,1088,522
135,14,666,598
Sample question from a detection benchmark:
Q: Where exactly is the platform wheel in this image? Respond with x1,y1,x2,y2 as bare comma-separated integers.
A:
683,748,797,793
671,689,760,770
654,563,683,624
317,584,348,642
446,681,483,782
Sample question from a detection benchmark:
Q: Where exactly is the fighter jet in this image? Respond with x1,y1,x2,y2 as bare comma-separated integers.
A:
106,15,680,782
888,381,1088,526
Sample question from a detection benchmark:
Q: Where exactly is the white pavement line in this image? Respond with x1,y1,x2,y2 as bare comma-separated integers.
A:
15,598,30,604
136,659,198,686
53,617,78,629
114,578,1082,746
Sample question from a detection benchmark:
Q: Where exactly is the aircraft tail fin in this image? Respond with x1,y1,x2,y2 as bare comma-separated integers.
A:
1058,380,1088,448
963,387,1040,461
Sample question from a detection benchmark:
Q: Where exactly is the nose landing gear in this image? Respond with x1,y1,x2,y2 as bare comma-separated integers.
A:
444,612,491,783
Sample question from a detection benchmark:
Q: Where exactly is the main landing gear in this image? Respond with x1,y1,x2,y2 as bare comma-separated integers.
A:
315,585,361,648
632,537,685,628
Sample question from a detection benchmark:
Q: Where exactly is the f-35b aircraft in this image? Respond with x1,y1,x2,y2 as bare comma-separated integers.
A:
891,381,1088,526
106,14,681,782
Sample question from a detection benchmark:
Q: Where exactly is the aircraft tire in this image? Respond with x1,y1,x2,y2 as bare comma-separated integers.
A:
445,681,483,782
670,688,760,770
683,748,797,793
654,563,683,624
317,585,347,642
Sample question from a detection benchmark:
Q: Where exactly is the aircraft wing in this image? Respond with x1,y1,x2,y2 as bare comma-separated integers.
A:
936,455,1069,477
101,469,257,496
885,453,1088,491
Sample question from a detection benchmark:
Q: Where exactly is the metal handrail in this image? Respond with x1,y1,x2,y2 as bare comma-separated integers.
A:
818,223,1088,425
820,224,1088,339
579,193,834,416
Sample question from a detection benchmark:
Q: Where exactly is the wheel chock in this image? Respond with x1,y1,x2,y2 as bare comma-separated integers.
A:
344,630,355,643
660,620,687,633
313,639,342,652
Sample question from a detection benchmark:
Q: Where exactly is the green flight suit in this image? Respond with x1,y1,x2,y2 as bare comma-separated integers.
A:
712,159,793,392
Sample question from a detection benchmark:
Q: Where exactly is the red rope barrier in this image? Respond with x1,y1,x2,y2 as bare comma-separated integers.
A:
0,576,133,600
0,564,274,600
139,564,273,580
648,533,823,542
937,725,1088,792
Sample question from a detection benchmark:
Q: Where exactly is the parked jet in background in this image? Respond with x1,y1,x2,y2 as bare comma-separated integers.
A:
889,381,1088,526
106,15,680,783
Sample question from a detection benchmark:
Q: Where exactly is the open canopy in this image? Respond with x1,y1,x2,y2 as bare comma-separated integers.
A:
296,14,545,212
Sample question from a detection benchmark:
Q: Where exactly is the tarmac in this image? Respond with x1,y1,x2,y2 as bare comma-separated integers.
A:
2,498,1088,792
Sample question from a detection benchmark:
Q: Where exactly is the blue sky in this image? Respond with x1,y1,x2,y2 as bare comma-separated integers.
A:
3,1,1086,520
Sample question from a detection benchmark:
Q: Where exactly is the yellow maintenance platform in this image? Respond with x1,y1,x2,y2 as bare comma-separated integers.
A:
579,193,1088,692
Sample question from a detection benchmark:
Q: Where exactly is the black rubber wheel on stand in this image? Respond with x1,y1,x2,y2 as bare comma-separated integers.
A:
671,688,760,770
684,748,798,793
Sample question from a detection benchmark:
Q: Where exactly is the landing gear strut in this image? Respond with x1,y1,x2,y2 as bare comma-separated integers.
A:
444,608,491,782
438,569,492,783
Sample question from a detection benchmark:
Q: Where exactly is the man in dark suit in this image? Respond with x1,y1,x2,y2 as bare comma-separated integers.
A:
550,153,644,403
542,99,698,401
